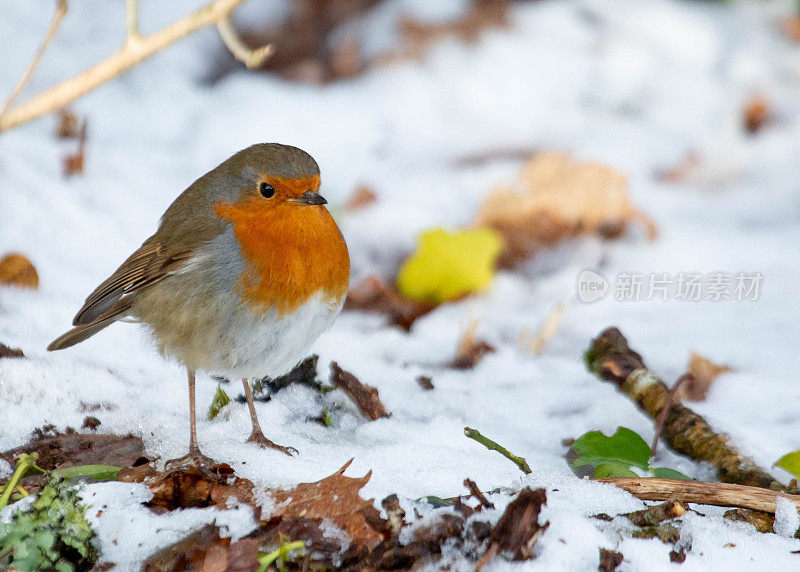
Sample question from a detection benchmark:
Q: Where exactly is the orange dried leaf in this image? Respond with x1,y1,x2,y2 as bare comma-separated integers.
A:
743,95,770,134
56,109,80,139
268,459,385,550
0,253,39,289
781,17,800,43
679,352,734,401
344,184,377,211
475,153,656,264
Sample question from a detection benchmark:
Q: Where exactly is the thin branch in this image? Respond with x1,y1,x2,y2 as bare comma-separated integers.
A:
216,17,273,69
585,327,785,491
598,477,800,515
126,0,139,40
464,427,532,475
0,0,271,133
0,0,67,120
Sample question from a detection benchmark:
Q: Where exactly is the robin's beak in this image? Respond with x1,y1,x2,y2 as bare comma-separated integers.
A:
293,190,327,206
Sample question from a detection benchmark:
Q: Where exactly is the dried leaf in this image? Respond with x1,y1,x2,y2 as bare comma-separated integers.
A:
743,95,770,134
344,275,436,330
678,352,734,401
0,253,39,289
781,17,800,42
62,119,87,177
599,548,624,571
1,428,145,471
451,320,496,369
475,153,656,264
120,464,255,513
397,228,502,304
0,342,24,359
416,375,434,391
477,488,548,569
143,524,259,572
344,184,377,211
330,362,390,420
55,109,79,139
268,459,385,551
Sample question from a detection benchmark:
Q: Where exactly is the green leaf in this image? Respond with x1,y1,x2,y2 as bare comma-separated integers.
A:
570,427,651,471
775,450,800,478
593,462,639,478
52,465,120,482
396,227,502,304
207,383,231,420
419,495,454,507
651,467,691,480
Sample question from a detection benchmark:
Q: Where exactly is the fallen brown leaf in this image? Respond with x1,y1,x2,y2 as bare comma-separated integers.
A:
678,352,734,401
1,426,145,470
416,375,434,391
331,362,391,420
781,17,800,42
56,109,80,139
475,153,656,264
268,458,386,551
0,342,24,358
599,548,624,571
344,184,377,211
62,118,87,177
451,319,495,369
743,95,770,134
143,524,259,572
476,488,548,570
344,275,436,330
0,253,39,289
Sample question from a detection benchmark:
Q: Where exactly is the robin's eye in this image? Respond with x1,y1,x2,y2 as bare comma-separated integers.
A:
259,182,275,198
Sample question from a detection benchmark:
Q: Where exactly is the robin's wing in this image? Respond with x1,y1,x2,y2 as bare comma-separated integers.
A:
72,239,195,326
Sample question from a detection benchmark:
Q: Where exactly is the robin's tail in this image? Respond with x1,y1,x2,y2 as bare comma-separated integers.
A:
48,318,118,351
48,298,133,351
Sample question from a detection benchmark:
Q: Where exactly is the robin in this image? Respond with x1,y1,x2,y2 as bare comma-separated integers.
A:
48,143,350,468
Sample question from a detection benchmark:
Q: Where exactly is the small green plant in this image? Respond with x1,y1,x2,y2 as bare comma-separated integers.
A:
207,383,231,420
568,427,690,479
0,474,97,571
257,536,306,572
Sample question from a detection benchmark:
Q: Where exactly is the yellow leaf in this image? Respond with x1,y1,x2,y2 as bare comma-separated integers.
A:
396,228,502,304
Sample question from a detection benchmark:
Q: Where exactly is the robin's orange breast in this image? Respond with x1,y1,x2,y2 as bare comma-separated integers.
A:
214,198,350,316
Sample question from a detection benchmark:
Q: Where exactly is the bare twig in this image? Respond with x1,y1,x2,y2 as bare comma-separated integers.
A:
0,0,67,120
464,427,531,475
0,0,272,133
216,17,273,69
464,478,494,509
598,478,800,515
519,301,565,357
126,0,139,40
585,327,785,491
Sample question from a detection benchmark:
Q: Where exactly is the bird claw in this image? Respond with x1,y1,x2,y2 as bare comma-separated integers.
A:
164,448,218,474
247,431,298,456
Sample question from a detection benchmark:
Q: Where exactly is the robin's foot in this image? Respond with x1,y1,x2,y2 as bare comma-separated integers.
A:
164,447,218,473
247,430,298,456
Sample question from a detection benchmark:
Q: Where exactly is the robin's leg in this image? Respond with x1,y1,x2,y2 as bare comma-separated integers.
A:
242,378,297,456
165,368,217,471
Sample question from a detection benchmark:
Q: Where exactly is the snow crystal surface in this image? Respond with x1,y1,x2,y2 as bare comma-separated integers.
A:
1,0,799,568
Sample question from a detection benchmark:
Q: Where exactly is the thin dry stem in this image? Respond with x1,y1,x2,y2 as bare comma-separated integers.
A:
0,0,68,120
126,0,139,39
216,17,273,68
0,0,271,133
598,478,800,515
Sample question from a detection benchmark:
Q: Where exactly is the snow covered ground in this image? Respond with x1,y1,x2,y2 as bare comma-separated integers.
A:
2,0,800,569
